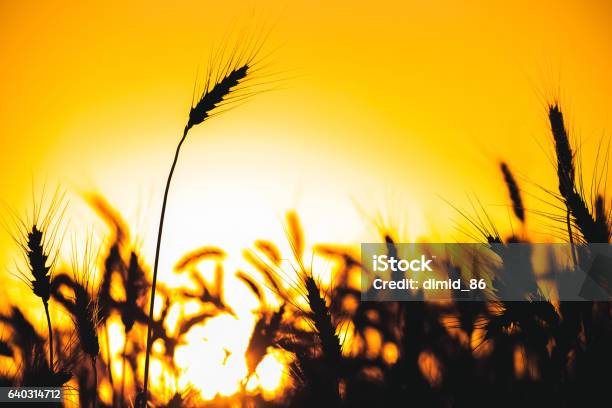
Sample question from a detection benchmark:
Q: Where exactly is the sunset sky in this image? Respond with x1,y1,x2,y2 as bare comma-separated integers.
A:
1,0,612,294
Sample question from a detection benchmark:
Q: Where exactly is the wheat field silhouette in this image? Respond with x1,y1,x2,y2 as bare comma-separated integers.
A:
1,1,612,407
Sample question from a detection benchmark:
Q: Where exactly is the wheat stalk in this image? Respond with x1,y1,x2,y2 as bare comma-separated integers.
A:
549,103,610,243
304,276,341,365
71,238,101,408
8,188,66,375
115,251,145,402
139,43,263,406
303,275,342,405
26,226,55,370
549,103,578,247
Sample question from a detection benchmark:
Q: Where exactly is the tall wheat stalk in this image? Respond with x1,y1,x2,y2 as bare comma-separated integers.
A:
139,47,262,405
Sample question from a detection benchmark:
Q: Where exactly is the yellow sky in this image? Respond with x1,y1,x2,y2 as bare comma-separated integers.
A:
1,0,612,294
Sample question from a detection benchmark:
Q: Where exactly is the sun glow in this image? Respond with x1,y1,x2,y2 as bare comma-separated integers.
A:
253,350,292,399
103,311,289,402
96,275,293,402
174,314,250,398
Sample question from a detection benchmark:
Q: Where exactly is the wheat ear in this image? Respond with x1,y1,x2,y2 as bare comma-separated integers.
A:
500,162,525,223
549,104,610,243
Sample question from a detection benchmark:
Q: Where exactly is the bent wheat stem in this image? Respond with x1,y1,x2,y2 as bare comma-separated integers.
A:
139,38,263,404
141,126,188,404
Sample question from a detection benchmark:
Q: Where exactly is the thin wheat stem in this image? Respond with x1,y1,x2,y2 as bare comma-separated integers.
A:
566,208,578,266
142,125,189,404
43,300,53,372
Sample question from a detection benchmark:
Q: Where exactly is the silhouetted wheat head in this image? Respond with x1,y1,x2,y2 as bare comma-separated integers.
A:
500,161,525,223
3,188,67,380
548,103,610,243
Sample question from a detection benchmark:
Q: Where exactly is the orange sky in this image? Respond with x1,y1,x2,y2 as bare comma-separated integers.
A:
1,0,612,294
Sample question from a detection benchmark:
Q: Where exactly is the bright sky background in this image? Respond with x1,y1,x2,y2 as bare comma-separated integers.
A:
1,0,612,297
